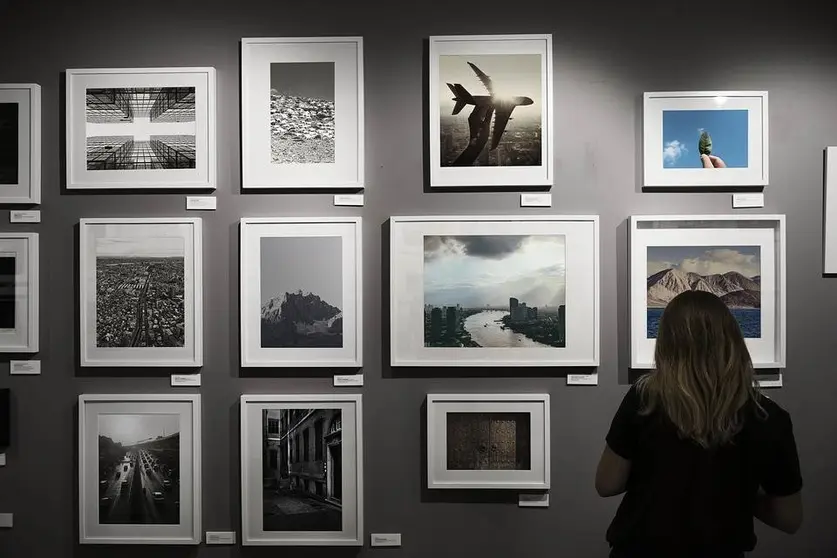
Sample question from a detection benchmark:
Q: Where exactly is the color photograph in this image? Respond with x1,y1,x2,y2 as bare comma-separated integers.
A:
662,109,749,169
647,245,761,338
446,412,531,471
0,102,18,184
85,87,197,170
262,408,343,532
0,255,14,329
439,54,542,167
270,62,335,164
97,414,180,525
423,234,566,348
260,236,343,349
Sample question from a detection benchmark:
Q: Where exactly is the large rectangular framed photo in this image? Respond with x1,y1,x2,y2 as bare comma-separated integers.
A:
643,91,768,188
79,217,203,367
0,84,40,203
429,34,554,188
241,394,363,546
240,217,362,367
390,215,599,367
0,232,38,352
241,37,364,189
629,215,786,371
427,394,550,489
66,67,216,190
78,394,202,545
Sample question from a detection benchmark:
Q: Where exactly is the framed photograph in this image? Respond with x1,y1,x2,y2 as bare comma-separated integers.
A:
643,91,768,188
0,84,40,203
0,232,38,352
823,147,837,273
240,217,362,367
241,37,364,189
429,34,553,188
426,393,549,489
390,215,599,367
240,394,363,546
79,218,203,367
630,215,786,370
66,67,216,190
78,394,201,544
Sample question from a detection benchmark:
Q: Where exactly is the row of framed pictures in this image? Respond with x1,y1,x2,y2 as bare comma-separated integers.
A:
3,213,786,371
80,392,543,545
1,34,772,203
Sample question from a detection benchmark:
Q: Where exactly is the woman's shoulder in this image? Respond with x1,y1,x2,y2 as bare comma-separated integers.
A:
745,393,794,432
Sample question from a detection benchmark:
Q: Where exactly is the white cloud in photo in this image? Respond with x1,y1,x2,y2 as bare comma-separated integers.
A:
647,246,760,278
663,139,687,165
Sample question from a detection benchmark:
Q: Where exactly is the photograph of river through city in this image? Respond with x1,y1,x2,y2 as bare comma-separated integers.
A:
98,414,180,525
95,235,186,348
423,234,566,348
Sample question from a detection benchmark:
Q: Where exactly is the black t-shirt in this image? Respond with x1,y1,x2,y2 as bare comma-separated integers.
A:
605,385,802,556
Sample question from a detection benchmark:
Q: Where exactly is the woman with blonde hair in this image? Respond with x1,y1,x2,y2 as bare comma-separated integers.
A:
596,290,802,558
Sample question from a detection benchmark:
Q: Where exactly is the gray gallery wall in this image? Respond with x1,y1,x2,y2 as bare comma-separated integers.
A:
1,0,836,556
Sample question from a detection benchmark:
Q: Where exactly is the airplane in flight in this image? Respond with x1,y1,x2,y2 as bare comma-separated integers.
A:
446,61,534,152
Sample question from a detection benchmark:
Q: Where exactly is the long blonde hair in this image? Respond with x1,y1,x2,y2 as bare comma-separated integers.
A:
637,290,765,448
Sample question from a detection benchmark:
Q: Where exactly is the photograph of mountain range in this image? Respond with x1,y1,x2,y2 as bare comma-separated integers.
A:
260,236,343,348
647,245,761,338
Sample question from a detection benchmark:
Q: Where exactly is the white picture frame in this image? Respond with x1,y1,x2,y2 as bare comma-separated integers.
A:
241,37,364,189
79,217,203,367
629,215,786,371
390,215,599,367
240,394,363,546
823,147,837,273
78,393,202,545
66,67,216,190
429,34,554,188
0,84,41,203
427,393,550,490
240,216,362,367
0,232,38,352
643,91,769,188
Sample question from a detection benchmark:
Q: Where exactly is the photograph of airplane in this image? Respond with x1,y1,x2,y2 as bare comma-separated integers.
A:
439,54,542,167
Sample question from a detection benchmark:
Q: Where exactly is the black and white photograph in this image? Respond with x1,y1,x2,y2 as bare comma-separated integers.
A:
439,54,542,167
95,235,186,348
85,87,196,170
262,408,343,532
97,414,180,525
0,255,15,329
260,236,343,349
446,412,531,470
0,102,18,184
270,63,335,164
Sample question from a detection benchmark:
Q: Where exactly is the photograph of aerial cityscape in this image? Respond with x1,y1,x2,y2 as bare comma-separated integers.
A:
95,235,186,348
0,255,14,329
662,109,749,169
262,408,343,532
0,103,18,184
647,245,761,338
439,54,542,167
260,236,343,349
446,412,531,471
423,234,566,348
270,62,335,164
97,413,180,525
85,87,197,170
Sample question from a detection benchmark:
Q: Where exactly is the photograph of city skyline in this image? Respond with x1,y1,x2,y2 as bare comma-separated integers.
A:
423,234,566,348
0,102,18,184
0,255,14,329
97,413,180,525
95,235,186,348
446,411,531,471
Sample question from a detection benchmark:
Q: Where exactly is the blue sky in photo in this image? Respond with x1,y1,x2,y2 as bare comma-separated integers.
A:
662,109,749,168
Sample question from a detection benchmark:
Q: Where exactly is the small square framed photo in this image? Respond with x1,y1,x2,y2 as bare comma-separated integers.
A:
78,394,202,545
426,393,550,489
0,84,40,203
66,67,216,190
643,91,768,188
240,394,363,546
0,232,38,352
79,217,203,367
240,217,362,368
429,34,554,188
241,37,364,189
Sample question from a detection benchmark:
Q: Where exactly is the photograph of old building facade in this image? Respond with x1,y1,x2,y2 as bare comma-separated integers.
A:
262,408,343,531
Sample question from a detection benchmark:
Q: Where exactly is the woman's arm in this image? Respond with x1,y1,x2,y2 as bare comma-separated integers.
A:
595,444,631,497
754,489,803,534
